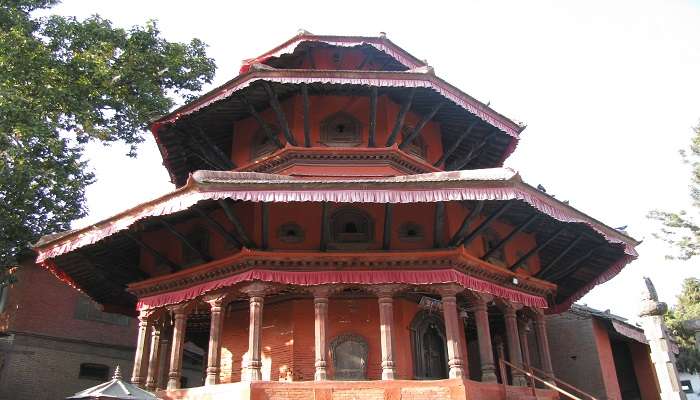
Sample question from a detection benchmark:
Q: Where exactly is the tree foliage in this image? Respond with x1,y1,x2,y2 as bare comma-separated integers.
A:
0,0,216,277
649,122,700,259
664,277,700,373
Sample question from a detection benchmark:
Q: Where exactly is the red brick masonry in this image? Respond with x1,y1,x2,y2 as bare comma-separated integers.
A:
158,378,559,400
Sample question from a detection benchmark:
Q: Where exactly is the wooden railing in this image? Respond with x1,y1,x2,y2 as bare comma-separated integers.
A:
498,358,599,400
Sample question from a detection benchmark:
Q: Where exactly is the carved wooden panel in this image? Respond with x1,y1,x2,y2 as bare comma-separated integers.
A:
321,112,362,147
410,310,449,380
277,222,305,243
330,208,373,244
399,222,424,242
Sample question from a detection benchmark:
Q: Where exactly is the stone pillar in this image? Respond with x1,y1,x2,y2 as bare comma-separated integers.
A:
439,284,465,378
473,294,497,382
167,304,189,390
517,317,532,368
533,310,554,379
639,277,687,400
502,302,527,386
375,285,401,380
311,286,330,381
241,282,267,382
204,294,227,386
131,309,151,387
146,323,162,391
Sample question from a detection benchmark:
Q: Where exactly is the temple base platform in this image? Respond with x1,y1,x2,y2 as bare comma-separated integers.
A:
157,379,559,400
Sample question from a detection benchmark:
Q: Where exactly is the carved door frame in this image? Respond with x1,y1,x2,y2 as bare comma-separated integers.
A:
410,309,449,380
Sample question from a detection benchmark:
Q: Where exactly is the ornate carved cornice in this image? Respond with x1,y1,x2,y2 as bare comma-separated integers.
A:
127,248,555,303
237,145,439,175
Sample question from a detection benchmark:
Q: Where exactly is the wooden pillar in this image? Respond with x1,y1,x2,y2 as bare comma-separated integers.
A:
167,304,189,390
312,286,330,381
502,302,527,386
473,294,497,382
205,294,227,385
518,317,532,368
157,333,171,390
375,285,401,380
145,324,162,391
241,282,267,381
533,310,555,379
131,310,151,387
439,284,465,378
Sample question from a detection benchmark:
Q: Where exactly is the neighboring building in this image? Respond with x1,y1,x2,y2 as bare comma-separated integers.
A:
31,32,641,400
0,260,136,400
546,305,660,400
0,260,203,400
680,372,700,399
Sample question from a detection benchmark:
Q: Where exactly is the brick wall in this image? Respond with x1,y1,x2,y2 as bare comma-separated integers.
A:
1,261,136,347
0,332,135,400
0,262,143,400
546,313,609,399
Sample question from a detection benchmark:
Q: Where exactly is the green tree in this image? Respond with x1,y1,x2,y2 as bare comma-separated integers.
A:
0,0,216,280
665,277,700,373
649,122,700,259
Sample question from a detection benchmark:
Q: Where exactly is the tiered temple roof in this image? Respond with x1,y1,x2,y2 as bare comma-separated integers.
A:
33,32,638,318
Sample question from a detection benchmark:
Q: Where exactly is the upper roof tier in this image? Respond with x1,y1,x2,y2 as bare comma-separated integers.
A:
151,33,526,187
239,31,427,73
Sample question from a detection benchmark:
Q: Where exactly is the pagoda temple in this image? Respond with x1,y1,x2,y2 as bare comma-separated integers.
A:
33,32,640,400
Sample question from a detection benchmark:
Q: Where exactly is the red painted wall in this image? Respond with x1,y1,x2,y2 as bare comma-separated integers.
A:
138,201,543,281
219,297,433,382
230,94,443,171
592,319,623,400
628,341,661,400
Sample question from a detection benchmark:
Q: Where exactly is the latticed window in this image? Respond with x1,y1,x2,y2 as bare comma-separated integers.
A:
251,125,279,159
320,112,362,147
331,208,373,243
277,222,304,243
399,222,424,242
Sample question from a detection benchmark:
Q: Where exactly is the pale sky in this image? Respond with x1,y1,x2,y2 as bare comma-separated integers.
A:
50,0,700,322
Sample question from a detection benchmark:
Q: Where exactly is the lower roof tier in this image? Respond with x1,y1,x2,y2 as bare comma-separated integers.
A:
33,168,639,315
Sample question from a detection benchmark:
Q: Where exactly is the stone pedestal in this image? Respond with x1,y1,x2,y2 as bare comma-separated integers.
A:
639,277,686,400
